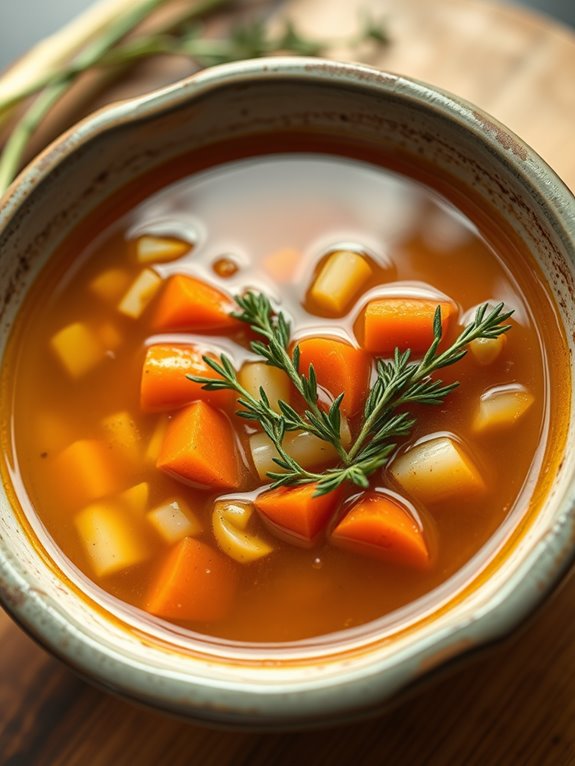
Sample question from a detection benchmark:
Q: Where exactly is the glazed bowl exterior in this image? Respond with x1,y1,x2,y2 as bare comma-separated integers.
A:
1,58,575,728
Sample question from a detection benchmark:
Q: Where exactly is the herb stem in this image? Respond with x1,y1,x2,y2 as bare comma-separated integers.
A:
0,0,232,194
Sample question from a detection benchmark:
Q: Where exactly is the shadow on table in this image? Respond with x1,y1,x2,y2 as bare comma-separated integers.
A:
2,573,575,766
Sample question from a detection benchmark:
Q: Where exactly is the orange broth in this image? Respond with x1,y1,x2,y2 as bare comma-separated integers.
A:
2,139,568,643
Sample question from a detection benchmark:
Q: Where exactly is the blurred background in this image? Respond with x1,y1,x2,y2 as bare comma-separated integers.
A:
0,0,574,70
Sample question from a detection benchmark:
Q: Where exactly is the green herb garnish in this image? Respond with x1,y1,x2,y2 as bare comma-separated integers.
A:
190,293,513,495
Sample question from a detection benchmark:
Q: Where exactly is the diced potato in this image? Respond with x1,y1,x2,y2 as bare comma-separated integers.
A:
89,268,130,302
75,501,150,577
238,362,291,414
118,482,150,515
213,500,274,563
145,418,168,464
469,335,506,366
309,250,372,314
53,439,123,506
147,498,202,544
50,322,106,378
389,436,486,505
135,235,190,264
250,430,338,481
97,322,123,352
101,411,141,465
473,386,534,434
118,269,162,319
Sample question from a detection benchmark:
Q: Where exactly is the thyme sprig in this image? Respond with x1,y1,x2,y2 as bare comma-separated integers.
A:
190,293,513,495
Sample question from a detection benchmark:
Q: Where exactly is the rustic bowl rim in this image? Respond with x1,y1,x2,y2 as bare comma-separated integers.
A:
1,56,575,727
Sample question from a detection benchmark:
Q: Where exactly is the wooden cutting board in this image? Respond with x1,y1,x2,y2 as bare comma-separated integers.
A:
2,1,575,763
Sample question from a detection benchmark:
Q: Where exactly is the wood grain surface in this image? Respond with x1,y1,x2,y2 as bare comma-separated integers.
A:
2,0,575,763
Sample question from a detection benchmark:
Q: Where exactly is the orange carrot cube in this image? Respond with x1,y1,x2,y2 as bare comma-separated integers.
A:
297,337,371,416
140,344,233,412
331,492,430,569
363,298,456,355
152,275,239,332
145,538,238,622
157,401,240,490
254,483,342,546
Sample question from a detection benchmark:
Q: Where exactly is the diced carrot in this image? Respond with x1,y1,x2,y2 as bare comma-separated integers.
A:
331,492,430,569
140,344,232,412
363,298,456,355
152,275,239,332
297,337,371,416
52,439,124,507
145,538,238,622
254,483,342,546
157,401,240,490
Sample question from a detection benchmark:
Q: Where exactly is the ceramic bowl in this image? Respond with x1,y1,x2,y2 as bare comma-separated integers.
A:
1,58,575,729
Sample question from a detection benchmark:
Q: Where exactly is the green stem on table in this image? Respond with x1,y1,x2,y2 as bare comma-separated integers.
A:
0,0,232,195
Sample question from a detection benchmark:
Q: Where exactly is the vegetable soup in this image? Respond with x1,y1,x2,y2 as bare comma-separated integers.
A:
2,139,568,643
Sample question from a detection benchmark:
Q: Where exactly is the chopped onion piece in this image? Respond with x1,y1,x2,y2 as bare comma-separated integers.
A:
213,500,274,563
250,430,338,481
147,498,202,544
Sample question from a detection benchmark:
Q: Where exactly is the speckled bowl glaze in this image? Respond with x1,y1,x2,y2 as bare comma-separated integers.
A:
1,58,575,729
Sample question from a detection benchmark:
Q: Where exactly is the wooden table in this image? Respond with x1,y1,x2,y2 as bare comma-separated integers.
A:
2,0,575,762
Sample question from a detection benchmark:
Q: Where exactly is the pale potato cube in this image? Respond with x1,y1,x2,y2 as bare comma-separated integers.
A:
118,482,149,515
309,250,372,314
473,386,534,434
469,335,506,366
238,362,291,414
118,269,162,319
145,418,168,464
97,322,123,352
213,504,274,564
147,498,202,544
389,436,486,505
89,268,130,302
101,411,141,464
75,501,150,577
50,322,106,378
135,235,190,264
250,430,338,481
